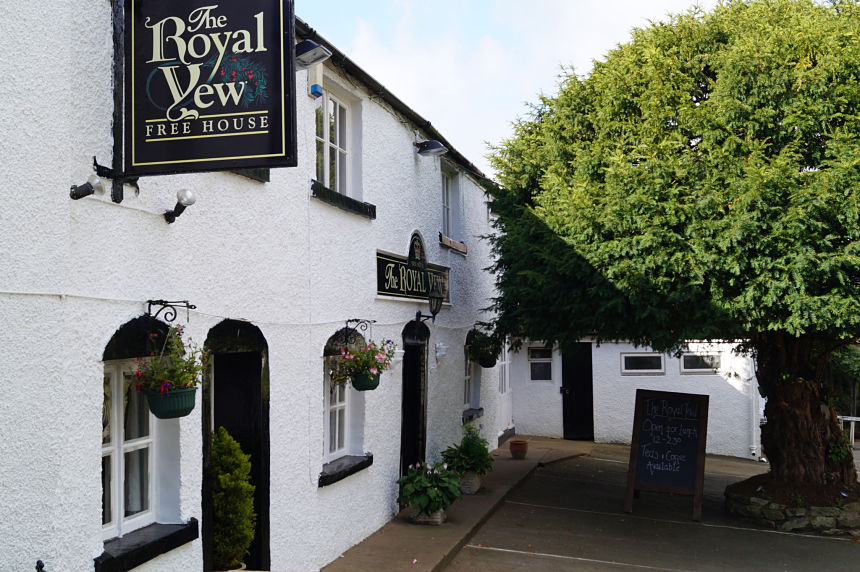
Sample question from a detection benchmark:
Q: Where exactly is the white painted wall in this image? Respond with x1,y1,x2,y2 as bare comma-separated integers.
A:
509,340,761,459
0,3,506,570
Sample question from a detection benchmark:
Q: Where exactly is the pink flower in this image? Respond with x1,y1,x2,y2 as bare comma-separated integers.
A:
370,367,378,375
159,381,171,394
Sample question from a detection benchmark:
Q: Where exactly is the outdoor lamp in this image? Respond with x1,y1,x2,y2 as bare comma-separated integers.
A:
415,140,448,157
164,189,196,223
69,174,105,200
295,39,332,70
415,280,444,323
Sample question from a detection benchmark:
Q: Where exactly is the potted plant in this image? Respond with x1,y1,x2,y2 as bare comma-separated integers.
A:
212,426,256,571
134,325,208,419
396,460,462,524
442,423,495,494
466,329,500,368
331,339,396,391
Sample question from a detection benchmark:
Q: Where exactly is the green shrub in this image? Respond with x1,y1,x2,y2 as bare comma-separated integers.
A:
212,426,256,570
396,461,461,516
441,422,495,477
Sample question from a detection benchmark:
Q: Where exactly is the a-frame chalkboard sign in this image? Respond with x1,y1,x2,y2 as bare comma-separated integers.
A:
624,389,709,520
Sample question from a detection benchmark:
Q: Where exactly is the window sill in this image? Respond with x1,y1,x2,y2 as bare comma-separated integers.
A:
311,180,376,219
439,232,467,255
318,453,373,487
462,407,484,423
94,518,198,572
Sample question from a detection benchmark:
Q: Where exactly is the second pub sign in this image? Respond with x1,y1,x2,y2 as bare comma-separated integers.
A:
124,1,297,175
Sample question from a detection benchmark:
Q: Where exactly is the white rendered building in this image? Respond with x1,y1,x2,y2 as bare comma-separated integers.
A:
0,7,511,571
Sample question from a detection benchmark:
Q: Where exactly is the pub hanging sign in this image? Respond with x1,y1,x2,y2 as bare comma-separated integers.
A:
124,0,297,176
377,234,450,302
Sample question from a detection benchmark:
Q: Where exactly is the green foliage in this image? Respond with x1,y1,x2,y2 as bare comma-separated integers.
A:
488,0,860,354
826,433,852,465
331,339,396,385
396,461,462,516
466,329,501,368
134,325,209,394
441,422,495,477
212,426,256,570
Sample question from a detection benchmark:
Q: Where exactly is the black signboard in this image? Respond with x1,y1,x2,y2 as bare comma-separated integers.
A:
376,234,449,301
124,0,296,176
624,389,709,520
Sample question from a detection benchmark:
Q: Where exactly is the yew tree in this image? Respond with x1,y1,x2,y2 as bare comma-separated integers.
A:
489,0,860,487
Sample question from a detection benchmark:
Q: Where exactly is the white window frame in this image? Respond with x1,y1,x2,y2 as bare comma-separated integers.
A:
680,352,722,374
464,345,473,407
324,356,350,463
527,346,554,382
442,170,453,237
441,162,461,241
315,90,350,196
498,341,509,394
620,353,665,375
102,360,156,540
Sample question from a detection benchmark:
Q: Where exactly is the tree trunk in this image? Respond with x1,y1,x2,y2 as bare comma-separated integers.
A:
755,334,856,487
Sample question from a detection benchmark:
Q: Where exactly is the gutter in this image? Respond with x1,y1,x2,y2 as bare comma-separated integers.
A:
296,18,490,184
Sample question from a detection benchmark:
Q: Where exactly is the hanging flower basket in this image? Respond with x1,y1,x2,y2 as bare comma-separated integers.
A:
351,373,380,391
145,387,198,419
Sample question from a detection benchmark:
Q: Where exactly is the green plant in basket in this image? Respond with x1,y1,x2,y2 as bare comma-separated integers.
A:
134,325,208,394
396,460,462,516
331,339,396,386
442,422,495,477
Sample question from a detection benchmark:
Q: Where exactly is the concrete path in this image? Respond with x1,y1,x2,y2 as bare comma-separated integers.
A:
320,437,860,572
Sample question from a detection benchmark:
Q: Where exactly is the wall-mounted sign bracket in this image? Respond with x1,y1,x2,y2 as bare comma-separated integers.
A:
146,299,197,323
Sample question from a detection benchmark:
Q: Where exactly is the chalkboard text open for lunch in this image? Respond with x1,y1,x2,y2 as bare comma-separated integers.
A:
624,389,709,520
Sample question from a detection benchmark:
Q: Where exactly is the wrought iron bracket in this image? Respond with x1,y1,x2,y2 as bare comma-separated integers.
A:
146,300,197,323
332,318,375,347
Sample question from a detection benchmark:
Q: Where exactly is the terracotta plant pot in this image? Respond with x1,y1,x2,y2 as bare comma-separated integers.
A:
509,439,528,460
411,508,446,525
460,471,482,494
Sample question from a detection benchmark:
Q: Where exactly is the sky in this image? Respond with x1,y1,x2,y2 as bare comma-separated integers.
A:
296,1,719,177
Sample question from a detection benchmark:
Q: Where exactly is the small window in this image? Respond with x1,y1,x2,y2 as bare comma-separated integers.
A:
498,341,509,394
681,353,721,374
315,88,357,197
528,347,553,381
442,171,453,237
621,353,665,375
103,361,155,539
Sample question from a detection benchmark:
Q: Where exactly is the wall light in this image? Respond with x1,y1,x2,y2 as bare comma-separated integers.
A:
414,280,445,323
164,189,196,223
415,140,448,157
69,174,105,200
295,39,332,70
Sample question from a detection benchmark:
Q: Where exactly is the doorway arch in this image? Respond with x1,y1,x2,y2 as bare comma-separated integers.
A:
202,320,270,571
400,320,430,476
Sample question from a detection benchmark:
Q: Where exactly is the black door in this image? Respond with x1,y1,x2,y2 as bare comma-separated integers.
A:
561,343,594,440
400,343,427,475
212,351,269,570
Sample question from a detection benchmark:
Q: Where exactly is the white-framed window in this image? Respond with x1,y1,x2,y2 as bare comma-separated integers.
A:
315,91,349,195
680,352,721,374
528,347,553,382
441,162,461,240
442,171,453,237
321,329,367,466
498,341,509,394
621,353,665,375
102,360,155,539
464,345,473,406
324,358,349,462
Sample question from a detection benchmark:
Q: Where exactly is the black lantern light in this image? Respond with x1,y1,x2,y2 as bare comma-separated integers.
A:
415,279,444,323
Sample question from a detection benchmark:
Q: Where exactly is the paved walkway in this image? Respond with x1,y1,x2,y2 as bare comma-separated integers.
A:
320,437,860,572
